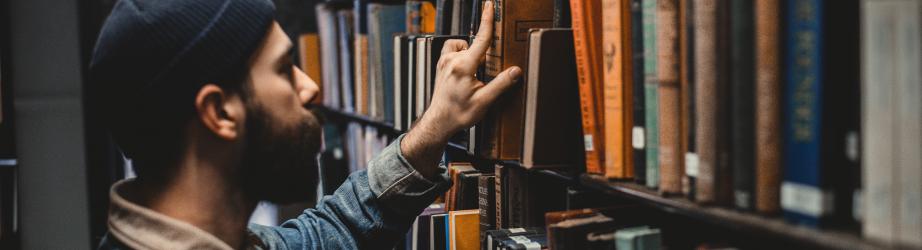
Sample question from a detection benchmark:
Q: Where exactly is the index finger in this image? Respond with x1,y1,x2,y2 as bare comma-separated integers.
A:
467,1,494,57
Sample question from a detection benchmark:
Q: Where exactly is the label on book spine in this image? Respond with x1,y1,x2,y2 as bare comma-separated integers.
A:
684,153,698,177
632,126,645,149
781,182,832,217
584,134,595,151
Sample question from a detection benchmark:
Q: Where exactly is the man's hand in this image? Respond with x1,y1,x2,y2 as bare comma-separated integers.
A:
401,0,522,178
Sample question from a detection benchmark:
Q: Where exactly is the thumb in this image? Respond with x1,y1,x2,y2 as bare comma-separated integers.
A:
475,66,522,104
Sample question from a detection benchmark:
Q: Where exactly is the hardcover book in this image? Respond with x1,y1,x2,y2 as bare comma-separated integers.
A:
522,28,585,168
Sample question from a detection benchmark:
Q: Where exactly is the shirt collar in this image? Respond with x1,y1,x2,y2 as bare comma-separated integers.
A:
107,179,236,250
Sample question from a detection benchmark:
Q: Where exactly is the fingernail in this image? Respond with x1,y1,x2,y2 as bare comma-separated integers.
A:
510,67,521,76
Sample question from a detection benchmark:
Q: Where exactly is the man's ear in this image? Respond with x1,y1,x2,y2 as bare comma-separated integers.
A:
194,84,244,141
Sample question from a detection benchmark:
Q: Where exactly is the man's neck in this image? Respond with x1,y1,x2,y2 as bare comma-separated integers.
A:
139,153,256,249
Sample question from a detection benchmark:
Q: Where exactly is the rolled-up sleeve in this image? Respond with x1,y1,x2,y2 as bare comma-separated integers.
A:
250,134,451,250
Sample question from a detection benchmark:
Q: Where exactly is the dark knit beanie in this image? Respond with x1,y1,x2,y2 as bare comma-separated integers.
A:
89,0,275,159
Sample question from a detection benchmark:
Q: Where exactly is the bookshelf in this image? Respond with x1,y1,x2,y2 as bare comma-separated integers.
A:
316,106,891,250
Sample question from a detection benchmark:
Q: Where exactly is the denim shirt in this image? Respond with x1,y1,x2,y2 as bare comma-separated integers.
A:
98,134,451,250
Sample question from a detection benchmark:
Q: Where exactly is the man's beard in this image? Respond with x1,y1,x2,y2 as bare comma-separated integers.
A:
239,101,322,204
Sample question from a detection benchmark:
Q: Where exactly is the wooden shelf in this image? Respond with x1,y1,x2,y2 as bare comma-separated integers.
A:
579,174,887,250
316,106,895,250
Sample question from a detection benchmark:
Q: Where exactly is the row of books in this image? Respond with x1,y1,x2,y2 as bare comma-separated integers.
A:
301,0,922,247
402,210,663,250
560,0,922,248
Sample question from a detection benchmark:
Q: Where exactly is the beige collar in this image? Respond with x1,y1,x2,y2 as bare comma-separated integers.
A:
108,179,235,250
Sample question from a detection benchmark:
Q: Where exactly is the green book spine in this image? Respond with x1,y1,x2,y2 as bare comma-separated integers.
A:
642,0,659,188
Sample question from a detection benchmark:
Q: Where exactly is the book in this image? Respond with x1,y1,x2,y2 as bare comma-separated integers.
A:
478,174,496,244
446,162,477,211
337,8,356,113
570,0,606,174
431,213,448,250
601,0,632,179
642,0,660,189
367,2,406,124
754,0,782,215
394,34,412,131
483,0,555,161
494,164,507,229
456,170,483,211
435,0,454,35
407,0,437,34
494,233,547,250
861,0,922,247
656,0,683,195
630,0,647,185
729,0,755,211
554,0,572,28
547,213,616,250
354,0,370,117
544,208,597,226
413,204,446,250
522,28,585,168
693,0,717,204
415,36,430,118
298,33,323,105
679,0,695,199
615,226,662,250
781,0,861,228
448,209,480,250
483,228,544,250
316,3,343,110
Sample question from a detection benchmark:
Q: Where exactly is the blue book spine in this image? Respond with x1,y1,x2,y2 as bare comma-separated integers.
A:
444,215,451,250
368,4,406,125
782,0,825,228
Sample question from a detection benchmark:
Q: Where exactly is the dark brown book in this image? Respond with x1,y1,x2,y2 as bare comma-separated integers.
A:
483,0,556,160
656,0,683,195
753,0,781,215
522,28,584,168
679,0,695,198
547,214,616,250
447,162,477,211
544,208,597,226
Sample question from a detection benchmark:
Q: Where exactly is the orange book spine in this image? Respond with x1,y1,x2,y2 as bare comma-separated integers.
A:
621,0,635,178
571,0,606,174
602,0,626,179
298,34,323,105
656,0,683,194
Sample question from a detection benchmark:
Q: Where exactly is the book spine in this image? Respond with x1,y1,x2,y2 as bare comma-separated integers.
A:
622,0,635,179
495,164,506,229
678,0,695,199
630,0,647,184
891,2,922,246
479,175,496,244
602,0,627,179
407,1,422,33
642,0,660,189
554,0,572,28
298,33,324,105
754,0,781,215
782,0,825,227
714,0,734,207
656,0,683,195
694,0,717,204
730,0,755,211
571,0,607,174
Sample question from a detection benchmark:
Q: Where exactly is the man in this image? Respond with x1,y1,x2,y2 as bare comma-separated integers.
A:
88,0,520,249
